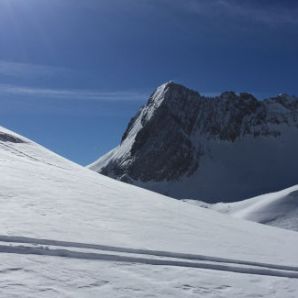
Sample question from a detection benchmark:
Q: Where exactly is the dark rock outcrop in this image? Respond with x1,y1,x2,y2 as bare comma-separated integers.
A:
0,132,25,143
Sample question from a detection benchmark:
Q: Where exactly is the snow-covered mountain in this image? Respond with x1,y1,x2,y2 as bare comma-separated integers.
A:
90,82,298,202
1,125,298,297
185,185,298,232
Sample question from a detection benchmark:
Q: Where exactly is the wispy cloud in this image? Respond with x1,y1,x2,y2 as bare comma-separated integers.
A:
0,84,146,102
217,0,298,26
165,0,298,26
0,60,70,79
0,61,146,102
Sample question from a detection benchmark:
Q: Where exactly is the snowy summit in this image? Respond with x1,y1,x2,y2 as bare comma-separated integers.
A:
90,82,298,203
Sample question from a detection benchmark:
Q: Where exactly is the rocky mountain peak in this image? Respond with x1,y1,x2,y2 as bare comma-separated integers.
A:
121,82,202,144
267,94,298,110
147,81,200,110
220,91,238,99
91,82,298,202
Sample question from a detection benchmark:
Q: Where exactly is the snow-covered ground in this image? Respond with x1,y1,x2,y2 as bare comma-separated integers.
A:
1,125,298,297
2,253,298,298
185,185,298,232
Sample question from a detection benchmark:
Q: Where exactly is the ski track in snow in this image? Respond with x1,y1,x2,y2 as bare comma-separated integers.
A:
0,235,298,279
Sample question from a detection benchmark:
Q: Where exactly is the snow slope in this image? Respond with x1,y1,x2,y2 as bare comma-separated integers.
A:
186,185,298,232
1,125,298,297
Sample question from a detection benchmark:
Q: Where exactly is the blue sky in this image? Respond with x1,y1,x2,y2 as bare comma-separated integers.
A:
0,0,298,165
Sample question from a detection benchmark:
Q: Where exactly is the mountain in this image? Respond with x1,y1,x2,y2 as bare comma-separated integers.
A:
1,125,298,297
90,82,298,203
185,185,298,232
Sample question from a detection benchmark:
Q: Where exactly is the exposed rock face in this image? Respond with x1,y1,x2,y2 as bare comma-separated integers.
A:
0,132,25,143
108,83,201,182
90,82,298,202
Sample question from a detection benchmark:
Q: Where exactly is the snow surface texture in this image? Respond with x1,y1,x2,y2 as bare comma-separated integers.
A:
90,82,298,203
1,126,298,297
185,185,298,232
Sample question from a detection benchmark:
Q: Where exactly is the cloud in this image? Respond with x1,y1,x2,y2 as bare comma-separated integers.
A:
0,84,146,102
217,0,298,25
0,60,70,79
163,0,298,26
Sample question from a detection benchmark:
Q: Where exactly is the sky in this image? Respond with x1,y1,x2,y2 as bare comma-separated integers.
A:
0,0,298,165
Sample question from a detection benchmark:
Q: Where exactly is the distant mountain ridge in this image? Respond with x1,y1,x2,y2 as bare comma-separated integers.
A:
90,82,298,202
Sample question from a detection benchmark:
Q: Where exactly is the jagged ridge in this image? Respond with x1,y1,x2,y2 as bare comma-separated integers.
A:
90,82,298,202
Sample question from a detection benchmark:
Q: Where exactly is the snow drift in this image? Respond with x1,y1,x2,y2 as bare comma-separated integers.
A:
186,185,298,232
